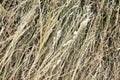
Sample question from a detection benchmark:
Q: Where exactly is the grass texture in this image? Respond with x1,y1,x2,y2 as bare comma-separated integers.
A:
0,0,120,80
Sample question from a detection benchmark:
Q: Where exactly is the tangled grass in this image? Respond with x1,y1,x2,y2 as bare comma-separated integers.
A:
0,0,120,80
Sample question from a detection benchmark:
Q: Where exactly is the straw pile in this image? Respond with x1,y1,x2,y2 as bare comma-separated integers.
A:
0,0,120,80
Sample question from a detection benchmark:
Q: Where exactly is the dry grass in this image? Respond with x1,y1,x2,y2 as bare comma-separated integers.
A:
0,0,120,80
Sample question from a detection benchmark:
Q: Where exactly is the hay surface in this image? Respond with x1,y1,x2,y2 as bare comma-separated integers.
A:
0,0,120,80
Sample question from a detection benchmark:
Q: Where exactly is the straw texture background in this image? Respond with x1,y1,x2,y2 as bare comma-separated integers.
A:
0,0,120,80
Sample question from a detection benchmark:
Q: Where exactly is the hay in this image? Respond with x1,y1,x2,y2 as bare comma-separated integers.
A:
0,0,120,80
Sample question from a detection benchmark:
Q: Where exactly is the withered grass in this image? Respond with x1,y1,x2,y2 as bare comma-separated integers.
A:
0,0,120,80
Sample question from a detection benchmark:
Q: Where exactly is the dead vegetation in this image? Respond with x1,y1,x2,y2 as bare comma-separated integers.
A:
0,0,120,80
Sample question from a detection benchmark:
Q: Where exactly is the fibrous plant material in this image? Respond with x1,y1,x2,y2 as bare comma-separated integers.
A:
0,0,120,80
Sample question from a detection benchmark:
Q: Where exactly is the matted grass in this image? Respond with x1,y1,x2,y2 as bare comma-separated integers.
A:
0,0,120,80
